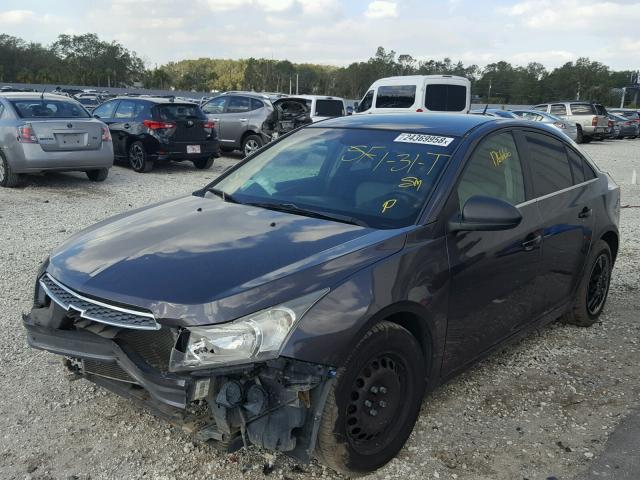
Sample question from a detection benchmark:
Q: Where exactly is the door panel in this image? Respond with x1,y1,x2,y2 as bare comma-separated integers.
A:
524,137,596,315
202,97,227,139
221,96,252,146
442,130,543,374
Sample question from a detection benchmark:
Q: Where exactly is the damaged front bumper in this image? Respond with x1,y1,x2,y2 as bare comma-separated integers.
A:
23,307,335,462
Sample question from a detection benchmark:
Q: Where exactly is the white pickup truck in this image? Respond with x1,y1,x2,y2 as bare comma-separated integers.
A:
532,101,608,143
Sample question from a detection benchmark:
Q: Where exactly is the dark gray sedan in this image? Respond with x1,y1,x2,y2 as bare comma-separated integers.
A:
24,114,619,476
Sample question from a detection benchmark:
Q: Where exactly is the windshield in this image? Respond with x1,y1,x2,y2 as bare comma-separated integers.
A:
11,99,90,119
211,127,458,229
315,100,344,117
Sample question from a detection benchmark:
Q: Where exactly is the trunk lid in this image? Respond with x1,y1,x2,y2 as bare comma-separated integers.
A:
153,103,210,142
31,120,103,152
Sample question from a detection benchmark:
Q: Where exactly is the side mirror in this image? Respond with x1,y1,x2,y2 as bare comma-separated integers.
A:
448,196,522,232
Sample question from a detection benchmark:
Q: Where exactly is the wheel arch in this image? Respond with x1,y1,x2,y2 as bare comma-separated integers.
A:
601,230,619,263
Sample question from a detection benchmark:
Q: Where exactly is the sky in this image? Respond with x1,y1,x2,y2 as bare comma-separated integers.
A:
1,0,639,70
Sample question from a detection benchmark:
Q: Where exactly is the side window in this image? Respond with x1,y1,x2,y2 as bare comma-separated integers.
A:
566,148,585,184
457,131,526,208
251,98,264,111
583,160,597,180
92,101,117,119
356,90,373,112
226,96,252,113
375,85,416,109
569,103,594,115
533,104,548,112
525,132,573,196
114,100,137,119
425,84,467,111
550,104,567,115
202,97,227,115
136,102,152,121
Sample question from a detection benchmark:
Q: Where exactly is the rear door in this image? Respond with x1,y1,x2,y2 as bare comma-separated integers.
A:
443,130,543,374
518,131,595,316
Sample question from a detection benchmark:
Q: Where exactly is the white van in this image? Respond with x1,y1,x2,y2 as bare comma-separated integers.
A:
287,95,346,122
354,75,471,115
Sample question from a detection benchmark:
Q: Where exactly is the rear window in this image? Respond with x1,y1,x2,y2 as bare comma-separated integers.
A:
619,111,639,120
594,104,607,115
570,103,595,115
315,99,344,117
425,84,467,112
550,104,567,115
10,100,90,119
156,104,205,121
375,85,416,109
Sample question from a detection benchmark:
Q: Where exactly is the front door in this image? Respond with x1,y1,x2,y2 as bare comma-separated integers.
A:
220,96,251,147
442,130,543,375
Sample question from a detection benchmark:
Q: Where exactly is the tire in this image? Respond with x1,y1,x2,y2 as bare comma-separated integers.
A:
561,239,613,327
576,126,584,144
86,168,109,182
315,321,425,476
128,141,153,173
0,151,21,188
193,157,214,170
241,134,263,157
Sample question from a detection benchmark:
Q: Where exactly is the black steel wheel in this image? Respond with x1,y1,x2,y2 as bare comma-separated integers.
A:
562,239,613,327
315,321,425,476
128,141,153,173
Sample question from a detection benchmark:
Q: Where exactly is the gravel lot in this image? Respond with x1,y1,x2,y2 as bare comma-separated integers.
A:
1,140,639,480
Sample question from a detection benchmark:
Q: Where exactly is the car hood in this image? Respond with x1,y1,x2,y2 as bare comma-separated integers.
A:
47,194,407,327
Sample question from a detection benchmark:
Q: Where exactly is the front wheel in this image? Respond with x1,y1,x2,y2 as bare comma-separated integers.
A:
562,239,613,327
128,141,154,173
315,321,425,476
576,125,584,144
241,134,263,157
582,135,592,144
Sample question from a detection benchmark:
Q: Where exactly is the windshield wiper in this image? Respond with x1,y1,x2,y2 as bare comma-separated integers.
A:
245,201,369,228
206,187,241,204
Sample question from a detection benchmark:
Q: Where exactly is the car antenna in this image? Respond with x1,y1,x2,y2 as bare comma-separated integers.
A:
482,103,489,115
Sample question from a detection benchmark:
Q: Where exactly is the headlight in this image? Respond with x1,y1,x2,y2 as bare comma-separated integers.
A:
169,289,328,371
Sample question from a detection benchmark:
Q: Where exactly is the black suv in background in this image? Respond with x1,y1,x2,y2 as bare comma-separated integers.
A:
93,97,219,172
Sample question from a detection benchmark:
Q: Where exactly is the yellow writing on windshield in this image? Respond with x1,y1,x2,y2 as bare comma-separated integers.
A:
490,149,512,167
340,145,386,162
381,199,397,213
399,176,423,191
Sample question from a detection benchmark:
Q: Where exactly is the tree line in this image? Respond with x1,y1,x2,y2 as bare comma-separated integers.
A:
0,34,635,105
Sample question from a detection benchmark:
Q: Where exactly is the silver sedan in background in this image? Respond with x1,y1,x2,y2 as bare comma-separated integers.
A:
0,93,113,187
511,109,579,142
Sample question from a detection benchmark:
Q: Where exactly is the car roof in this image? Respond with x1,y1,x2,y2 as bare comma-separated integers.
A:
0,92,79,101
312,113,501,136
292,95,344,101
108,96,197,104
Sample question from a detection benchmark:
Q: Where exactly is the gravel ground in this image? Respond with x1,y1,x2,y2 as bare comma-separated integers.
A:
0,140,638,480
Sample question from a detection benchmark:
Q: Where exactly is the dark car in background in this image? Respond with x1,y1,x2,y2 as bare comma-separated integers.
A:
93,97,219,172
608,113,639,139
24,114,619,476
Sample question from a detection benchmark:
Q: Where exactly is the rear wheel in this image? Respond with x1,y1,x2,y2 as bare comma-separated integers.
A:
315,321,425,476
193,157,214,170
241,134,263,157
128,141,153,173
561,239,612,327
86,168,109,182
576,126,584,144
0,152,21,188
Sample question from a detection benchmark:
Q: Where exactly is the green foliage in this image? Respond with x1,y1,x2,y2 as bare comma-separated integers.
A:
0,35,633,106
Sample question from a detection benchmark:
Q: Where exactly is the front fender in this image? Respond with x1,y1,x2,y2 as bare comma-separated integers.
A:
281,228,450,380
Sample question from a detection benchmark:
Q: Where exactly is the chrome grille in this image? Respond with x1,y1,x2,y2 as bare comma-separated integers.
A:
83,360,138,384
40,274,159,331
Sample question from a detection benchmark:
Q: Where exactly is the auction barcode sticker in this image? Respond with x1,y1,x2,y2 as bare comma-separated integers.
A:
394,133,455,147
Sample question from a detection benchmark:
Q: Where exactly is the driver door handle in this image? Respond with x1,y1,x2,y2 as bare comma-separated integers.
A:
522,233,542,251
578,206,592,218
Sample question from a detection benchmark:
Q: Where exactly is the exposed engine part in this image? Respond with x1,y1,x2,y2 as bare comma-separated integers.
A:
262,98,312,138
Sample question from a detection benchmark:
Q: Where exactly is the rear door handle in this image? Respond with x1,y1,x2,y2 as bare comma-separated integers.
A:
522,233,542,251
578,207,592,218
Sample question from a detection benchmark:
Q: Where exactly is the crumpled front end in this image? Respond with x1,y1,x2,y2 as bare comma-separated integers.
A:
24,272,335,461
